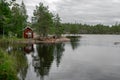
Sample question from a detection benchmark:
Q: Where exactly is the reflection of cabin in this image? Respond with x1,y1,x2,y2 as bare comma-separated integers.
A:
23,27,33,39
24,44,33,53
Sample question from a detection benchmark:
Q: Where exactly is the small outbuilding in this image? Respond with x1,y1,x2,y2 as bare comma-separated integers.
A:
23,27,33,39
24,44,33,53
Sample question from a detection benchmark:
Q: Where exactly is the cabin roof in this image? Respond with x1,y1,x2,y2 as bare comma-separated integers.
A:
24,26,33,31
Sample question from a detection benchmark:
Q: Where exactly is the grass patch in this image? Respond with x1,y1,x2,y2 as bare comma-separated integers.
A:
0,49,18,80
0,37,25,42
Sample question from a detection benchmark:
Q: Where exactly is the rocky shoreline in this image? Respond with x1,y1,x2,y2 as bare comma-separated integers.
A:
17,37,70,44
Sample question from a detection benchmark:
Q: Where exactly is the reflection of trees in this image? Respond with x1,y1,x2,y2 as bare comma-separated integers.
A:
0,43,28,80
0,42,65,80
9,47,28,80
69,36,80,50
33,43,65,79
54,43,65,67
0,42,11,50
37,44,54,78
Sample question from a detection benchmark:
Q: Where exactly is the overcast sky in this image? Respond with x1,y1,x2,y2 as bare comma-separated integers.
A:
16,0,120,25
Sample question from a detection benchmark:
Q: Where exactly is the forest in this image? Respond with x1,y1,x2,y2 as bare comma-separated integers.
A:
0,0,120,39
1,0,120,80
0,0,27,38
62,23,120,34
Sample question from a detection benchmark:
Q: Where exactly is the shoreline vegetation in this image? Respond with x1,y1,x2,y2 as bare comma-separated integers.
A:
1,0,120,80
0,36,70,44
0,49,18,80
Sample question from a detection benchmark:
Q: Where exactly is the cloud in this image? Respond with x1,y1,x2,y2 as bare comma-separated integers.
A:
16,0,120,25
55,0,120,25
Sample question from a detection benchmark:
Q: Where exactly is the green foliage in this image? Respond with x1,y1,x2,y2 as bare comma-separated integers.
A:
62,23,120,34
32,2,54,37
69,24,79,34
1,0,120,38
0,0,12,35
53,14,63,37
0,43,28,80
11,1,28,37
10,50,28,72
0,0,28,38
0,49,18,80
32,3,63,37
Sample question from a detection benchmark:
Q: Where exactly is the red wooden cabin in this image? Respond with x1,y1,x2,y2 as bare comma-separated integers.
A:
24,44,33,53
23,27,33,39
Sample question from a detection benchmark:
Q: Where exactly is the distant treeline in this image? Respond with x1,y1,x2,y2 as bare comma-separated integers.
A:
62,23,120,34
1,0,120,39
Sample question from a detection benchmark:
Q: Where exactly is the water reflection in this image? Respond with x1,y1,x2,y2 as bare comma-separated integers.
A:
35,44,54,79
11,48,28,80
24,44,34,54
0,43,28,80
0,41,11,51
69,36,80,50
31,43,65,79
1,35,120,80
0,42,65,80
54,43,65,67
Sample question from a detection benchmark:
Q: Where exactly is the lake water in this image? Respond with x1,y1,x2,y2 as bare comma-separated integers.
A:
1,35,120,80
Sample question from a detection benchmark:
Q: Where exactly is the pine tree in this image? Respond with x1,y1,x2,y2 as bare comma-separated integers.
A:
54,13,63,38
20,0,28,28
11,1,28,37
33,2,53,37
0,0,12,36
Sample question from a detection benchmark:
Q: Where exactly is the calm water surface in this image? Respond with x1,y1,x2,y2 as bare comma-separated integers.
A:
2,35,120,80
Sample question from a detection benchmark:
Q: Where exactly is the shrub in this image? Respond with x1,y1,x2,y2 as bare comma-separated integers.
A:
0,49,18,80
